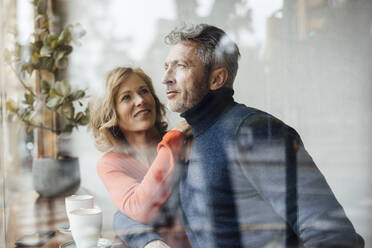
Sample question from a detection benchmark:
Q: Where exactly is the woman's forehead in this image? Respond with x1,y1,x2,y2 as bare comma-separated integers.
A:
117,74,148,93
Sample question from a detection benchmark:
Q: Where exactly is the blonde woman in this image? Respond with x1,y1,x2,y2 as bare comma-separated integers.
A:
91,67,191,248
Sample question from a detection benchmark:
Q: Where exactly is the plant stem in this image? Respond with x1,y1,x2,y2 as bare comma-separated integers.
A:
18,113,60,133
9,64,36,97
30,123,60,133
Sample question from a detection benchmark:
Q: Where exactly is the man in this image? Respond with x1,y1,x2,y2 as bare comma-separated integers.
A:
161,24,364,248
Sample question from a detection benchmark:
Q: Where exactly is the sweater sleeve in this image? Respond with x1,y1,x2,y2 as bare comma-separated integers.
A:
235,114,364,248
113,210,166,248
97,130,185,223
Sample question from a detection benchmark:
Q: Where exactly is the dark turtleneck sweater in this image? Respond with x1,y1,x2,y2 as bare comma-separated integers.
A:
181,87,236,137
178,88,363,248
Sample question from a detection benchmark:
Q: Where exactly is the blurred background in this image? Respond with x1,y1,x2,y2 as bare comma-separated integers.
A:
1,0,371,247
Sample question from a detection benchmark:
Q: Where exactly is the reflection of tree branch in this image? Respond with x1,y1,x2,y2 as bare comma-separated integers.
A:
21,116,61,133
9,63,36,97
14,111,60,133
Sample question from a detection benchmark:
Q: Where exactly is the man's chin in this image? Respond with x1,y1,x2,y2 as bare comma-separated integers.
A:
167,102,186,113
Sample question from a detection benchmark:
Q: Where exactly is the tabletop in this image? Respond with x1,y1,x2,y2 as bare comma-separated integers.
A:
5,170,126,248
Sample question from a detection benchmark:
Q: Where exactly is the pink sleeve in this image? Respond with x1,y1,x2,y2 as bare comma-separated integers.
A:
97,130,184,223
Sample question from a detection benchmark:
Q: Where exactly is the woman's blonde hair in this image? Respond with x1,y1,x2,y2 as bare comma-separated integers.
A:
90,67,168,153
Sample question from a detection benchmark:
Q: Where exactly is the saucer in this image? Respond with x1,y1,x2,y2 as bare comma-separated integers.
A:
59,238,112,248
57,223,71,235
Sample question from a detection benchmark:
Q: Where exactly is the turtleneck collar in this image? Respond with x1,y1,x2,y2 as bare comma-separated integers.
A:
181,87,236,137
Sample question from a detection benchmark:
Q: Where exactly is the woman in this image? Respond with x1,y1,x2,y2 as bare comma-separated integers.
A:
91,67,190,248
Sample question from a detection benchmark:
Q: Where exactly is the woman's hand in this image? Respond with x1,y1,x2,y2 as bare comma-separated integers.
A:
172,120,193,162
144,240,170,248
172,120,192,138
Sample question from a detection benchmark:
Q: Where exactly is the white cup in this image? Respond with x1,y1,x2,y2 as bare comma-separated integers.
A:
65,195,94,222
69,208,102,248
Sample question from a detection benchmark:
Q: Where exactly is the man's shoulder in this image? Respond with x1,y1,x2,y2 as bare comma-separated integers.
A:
229,103,296,141
228,103,282,127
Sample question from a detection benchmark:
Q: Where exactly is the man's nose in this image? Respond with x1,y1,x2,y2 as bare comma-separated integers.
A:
161,69,174,85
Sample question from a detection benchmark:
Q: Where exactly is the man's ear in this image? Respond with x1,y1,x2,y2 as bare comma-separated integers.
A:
208,67,228,90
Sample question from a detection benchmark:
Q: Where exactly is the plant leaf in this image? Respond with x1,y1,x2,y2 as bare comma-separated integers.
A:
59,28,72,44
44,33,58,45
37,0,47,14
6,99,18,113
39,17,49,30
26,125,35,133
56,57,68,69
22,64,34,74
62,102,74,119
51,40,59,49
55,105,62,116
33,28,46,36
31,52,40,64
71,23,86,39
72,90,85,100
24,93,35,105
40,45,52,56
46,96,61,109
75,112,84,121
40,80,50,94
49,89,57,97
53,51,65,60
79,115,89,125
55,80,71,96
58,45,73,55
32,40,43,52
40,57,54,71
24,113,31,121
32,0,39,8
35,14,44,22
63,124,74,133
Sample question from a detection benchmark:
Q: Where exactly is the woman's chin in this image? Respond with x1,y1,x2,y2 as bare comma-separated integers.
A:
134,121,155,132
121,118,156,134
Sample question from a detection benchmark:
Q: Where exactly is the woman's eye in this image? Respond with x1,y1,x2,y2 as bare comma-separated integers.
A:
139,88,149,95
122,95,131,101
178,64,186,68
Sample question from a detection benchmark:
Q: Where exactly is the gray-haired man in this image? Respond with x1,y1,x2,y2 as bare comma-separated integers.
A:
161,24,364,248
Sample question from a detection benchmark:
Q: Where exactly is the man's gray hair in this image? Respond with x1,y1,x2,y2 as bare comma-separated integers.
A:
164,24,240,89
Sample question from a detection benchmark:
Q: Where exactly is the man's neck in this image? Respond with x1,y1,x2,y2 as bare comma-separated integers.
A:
181,88,235,135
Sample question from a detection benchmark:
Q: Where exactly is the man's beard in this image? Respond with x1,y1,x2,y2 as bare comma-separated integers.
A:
167,77,209,113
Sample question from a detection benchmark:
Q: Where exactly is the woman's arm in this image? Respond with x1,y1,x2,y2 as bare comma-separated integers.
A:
97,130,185,223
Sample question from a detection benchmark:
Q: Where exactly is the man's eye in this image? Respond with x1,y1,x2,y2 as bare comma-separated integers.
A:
178,64,186,68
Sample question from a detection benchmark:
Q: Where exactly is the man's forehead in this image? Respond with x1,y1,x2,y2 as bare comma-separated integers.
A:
165,41,200,62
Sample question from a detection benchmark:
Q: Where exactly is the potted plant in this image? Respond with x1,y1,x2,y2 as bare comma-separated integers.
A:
4,0,89,197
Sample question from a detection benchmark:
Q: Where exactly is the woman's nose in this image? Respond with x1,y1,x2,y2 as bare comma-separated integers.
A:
134,94,145,106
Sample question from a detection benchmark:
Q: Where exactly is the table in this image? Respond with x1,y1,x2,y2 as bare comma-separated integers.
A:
5,170,126,248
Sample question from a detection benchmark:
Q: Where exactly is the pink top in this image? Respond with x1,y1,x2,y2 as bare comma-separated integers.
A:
97,130,185,223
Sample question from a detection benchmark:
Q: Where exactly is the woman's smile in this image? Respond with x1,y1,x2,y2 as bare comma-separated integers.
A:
134,108,152,118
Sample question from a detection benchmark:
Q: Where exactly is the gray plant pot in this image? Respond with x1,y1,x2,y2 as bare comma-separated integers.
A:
32,157,81,197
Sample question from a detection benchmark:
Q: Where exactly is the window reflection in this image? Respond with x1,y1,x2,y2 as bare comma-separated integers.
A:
3,0,372,247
